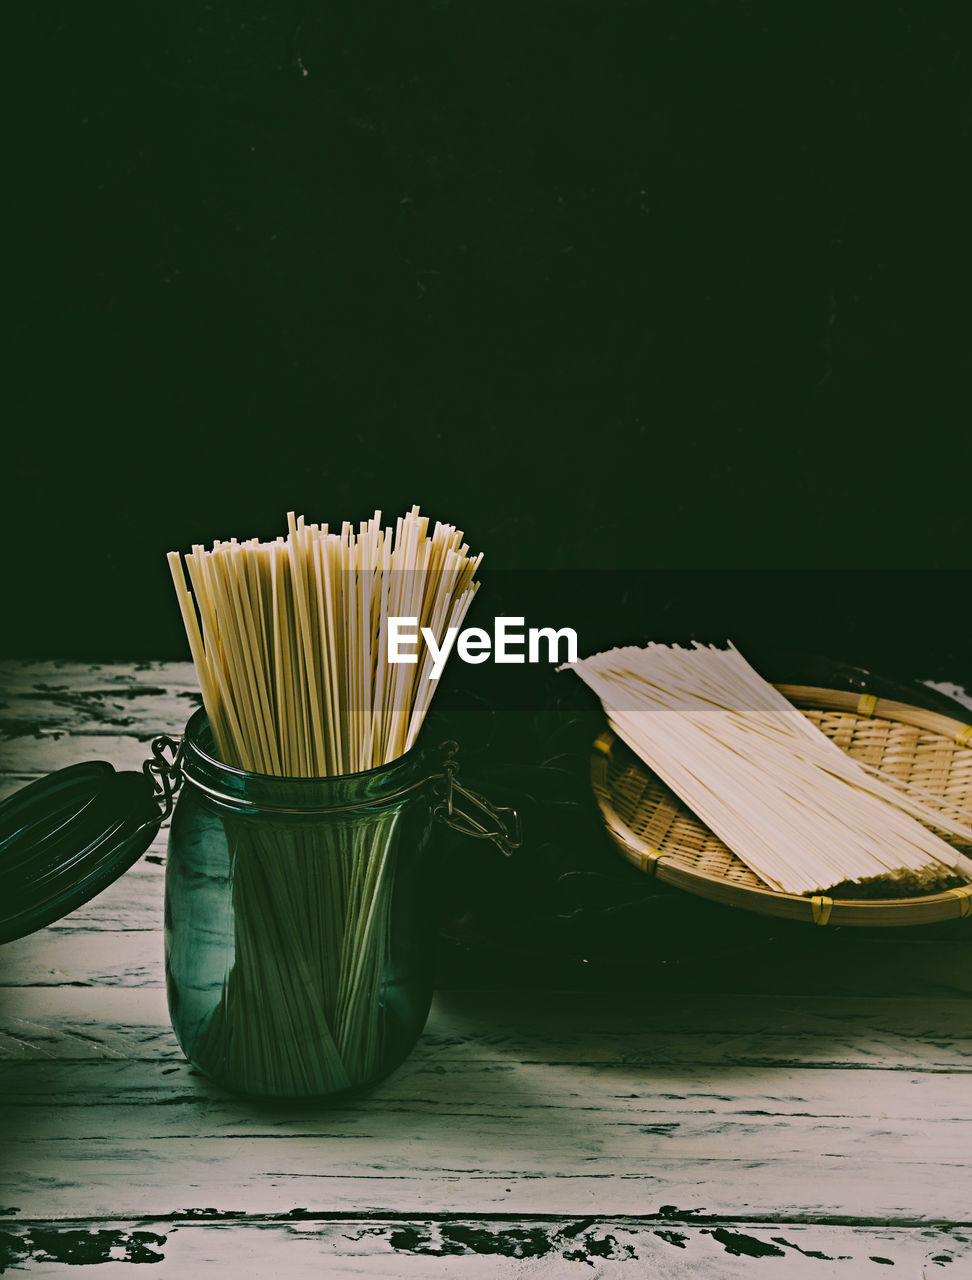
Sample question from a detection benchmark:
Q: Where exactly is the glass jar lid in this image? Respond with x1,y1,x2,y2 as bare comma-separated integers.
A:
0,759,166,944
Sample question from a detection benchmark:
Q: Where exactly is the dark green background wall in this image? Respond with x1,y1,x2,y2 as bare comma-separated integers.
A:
6,3,970,665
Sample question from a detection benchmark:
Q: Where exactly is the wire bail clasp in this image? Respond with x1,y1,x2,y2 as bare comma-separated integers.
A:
144,735,184,821
433,740,522,857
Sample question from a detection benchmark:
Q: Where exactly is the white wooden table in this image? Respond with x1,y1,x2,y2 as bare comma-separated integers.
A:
2,661,972,1277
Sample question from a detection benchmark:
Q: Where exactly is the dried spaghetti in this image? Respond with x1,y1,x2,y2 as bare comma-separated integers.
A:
571,641,972,897
167,507,481,1096
168,506,480,777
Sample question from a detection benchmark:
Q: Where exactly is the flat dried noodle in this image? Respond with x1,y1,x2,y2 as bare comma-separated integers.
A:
572,641,972,897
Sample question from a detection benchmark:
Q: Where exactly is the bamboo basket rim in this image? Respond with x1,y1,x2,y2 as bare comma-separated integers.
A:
590,683,972,928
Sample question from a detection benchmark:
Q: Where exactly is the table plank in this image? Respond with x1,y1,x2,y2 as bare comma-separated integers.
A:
2,987,972,1222
0,660,197,778
3,1217,969,1278
9,916,972,1000
0,661,198,692
3,1141,971,1221
4,988,972,1073
0,733,179,777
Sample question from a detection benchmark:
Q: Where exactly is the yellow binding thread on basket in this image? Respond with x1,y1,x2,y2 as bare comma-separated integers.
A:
955,724,972,748
811,895,834,926
856,694,878,718
949,885,972,917
593,731,614,757
639,847,670,874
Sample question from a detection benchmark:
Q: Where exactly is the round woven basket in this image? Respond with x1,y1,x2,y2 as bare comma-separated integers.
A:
590,684,972,927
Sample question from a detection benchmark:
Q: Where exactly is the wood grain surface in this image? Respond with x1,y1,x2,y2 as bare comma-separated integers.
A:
3,661,972,1275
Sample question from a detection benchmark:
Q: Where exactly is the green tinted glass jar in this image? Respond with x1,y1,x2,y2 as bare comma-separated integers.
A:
164,709,442,1101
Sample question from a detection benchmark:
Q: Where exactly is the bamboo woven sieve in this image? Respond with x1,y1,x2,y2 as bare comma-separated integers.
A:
590,685,972,927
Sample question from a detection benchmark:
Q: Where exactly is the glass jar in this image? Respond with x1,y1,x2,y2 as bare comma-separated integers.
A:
165,709,449,1101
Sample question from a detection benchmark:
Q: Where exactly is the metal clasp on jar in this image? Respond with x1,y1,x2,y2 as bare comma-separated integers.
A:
432,741,522,857
143,736,184,820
